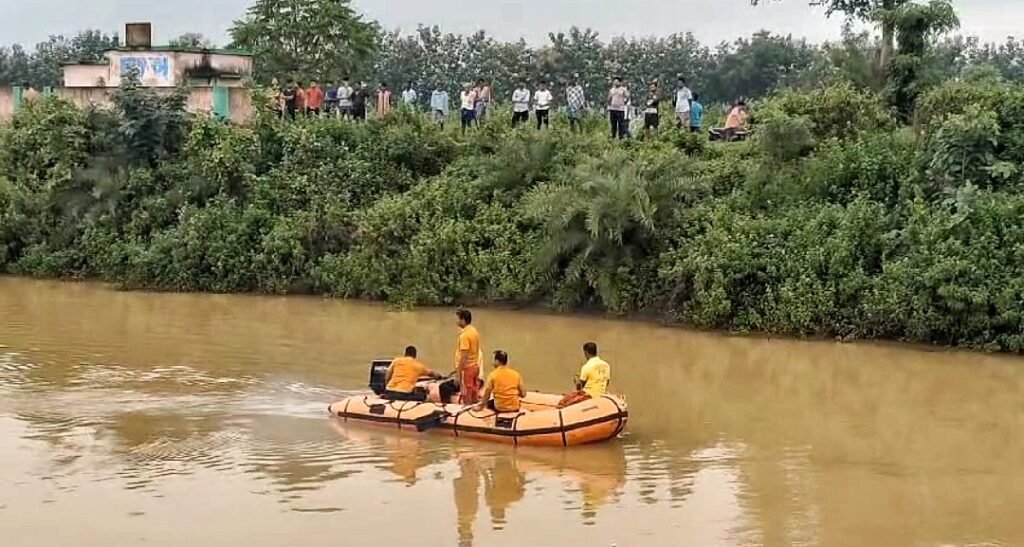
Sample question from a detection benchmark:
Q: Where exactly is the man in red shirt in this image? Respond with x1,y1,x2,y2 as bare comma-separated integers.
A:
306,80,325,116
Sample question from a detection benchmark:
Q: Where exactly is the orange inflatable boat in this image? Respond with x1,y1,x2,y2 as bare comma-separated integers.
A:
327,361,628,447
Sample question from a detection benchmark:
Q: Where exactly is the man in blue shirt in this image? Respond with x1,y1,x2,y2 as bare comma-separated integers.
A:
690,93,704,134
324,80,339,116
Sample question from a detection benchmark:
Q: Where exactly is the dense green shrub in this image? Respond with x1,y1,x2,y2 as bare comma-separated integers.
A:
657,199,891,336
864,194,1024,351
5,79,1024,352
759,82,897,141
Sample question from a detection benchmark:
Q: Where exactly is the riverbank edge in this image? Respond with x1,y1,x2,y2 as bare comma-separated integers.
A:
4,273,998,358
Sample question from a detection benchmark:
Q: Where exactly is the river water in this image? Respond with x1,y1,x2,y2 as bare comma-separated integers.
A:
1,277,1022,547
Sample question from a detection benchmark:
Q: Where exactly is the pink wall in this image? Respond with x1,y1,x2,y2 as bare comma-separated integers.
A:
58,87,114,109
0,87,13,120
0,86,252,124
64,65,110,88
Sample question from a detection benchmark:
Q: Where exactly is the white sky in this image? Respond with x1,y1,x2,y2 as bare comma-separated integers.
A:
0,0,1020,48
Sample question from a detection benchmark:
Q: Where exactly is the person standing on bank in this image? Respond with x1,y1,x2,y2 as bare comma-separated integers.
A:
377,82,392,117
337,77,354,119
576,342,611,397
281,78,298,120
460,82,477,135
306,79,324,116
402,81,418,107
533,80,553,130
690,93,704,134
608,77,629,139
430,82,450,128
295,81,308,117
454,309,482,405
674,77,693,129
475,78,492,124
565,73,587,133
644,81,660,134
324,80,339,115
511,82,531,127
351,81,369,121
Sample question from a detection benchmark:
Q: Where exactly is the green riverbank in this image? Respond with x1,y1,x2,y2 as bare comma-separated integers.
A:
4,78,1024,352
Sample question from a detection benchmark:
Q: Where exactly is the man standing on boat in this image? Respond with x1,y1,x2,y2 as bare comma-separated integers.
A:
455,309,482,404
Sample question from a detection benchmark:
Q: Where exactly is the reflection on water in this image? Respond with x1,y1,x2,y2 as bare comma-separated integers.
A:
1,278,1024,547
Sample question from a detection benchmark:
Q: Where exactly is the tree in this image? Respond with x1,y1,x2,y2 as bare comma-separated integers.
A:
750,0,904,67
884,0,959,118
30,31,120,87
0,30,118,87
0,45,32,86
229,0,379,81
525,150,686,311
168,33,215,49
704,32,821,101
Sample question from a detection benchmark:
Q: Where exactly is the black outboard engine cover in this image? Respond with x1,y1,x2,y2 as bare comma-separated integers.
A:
368,360,392,395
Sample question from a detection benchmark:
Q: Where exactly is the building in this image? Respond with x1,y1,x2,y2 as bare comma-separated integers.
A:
62,23,253,89
2,23,255,123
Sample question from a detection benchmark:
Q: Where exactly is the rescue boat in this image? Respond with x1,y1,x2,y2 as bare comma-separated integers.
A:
326,361,628,447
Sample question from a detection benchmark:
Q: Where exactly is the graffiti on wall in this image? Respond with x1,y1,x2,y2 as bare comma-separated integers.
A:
118,55,174,86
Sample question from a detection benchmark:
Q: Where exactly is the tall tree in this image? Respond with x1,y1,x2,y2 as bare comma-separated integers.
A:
750,0,904,67
0,45,32,86
884,0,959,118
31,31,120,86
229,0,379,81
0,30,118,87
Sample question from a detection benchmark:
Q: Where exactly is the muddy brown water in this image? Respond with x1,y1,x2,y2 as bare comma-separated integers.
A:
1,277,1022,547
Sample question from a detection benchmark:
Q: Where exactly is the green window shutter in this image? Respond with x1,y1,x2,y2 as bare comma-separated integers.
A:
13,86,23,111
213,86,230,119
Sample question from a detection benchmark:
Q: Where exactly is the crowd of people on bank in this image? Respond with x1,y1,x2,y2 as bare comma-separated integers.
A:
381,309,611,413
269,73,751,141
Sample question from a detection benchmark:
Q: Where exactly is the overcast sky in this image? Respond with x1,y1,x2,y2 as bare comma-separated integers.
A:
0,0,1020,48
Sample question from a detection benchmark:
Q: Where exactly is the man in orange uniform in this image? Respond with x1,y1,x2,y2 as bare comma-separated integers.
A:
384,346,441,401
475,350,525,413
454,309,482,404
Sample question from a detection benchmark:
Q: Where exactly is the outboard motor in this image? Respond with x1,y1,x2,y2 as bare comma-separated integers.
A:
368,360,392,395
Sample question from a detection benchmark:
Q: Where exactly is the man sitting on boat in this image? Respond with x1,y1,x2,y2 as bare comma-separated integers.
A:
475,350,526,413
384,346,443,402
560,342,612,407
578,342,611,396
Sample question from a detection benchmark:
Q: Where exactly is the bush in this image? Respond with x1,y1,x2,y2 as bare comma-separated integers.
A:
760,82,897,141
6,79,1024,352
658,198,892,336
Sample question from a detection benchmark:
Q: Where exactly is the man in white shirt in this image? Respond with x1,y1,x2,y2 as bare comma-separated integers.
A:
459,82,477,135
402,81,418,107
674,77,692,129
533,80,553,130
337,77,354,119
511,82,531,127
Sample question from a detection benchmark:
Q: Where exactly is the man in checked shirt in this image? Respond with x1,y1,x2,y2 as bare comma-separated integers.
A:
565,73,587,133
